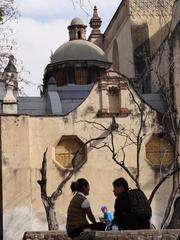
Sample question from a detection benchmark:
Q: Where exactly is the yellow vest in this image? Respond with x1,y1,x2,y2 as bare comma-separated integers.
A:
66,193,89,233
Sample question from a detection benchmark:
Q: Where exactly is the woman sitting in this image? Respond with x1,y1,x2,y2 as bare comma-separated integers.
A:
66,178,105,238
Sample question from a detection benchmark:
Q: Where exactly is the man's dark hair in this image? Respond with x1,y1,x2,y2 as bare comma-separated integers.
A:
113,177,129,192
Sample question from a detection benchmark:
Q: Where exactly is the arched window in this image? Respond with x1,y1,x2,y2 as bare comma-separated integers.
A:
78,31,81,39
112,40,119,72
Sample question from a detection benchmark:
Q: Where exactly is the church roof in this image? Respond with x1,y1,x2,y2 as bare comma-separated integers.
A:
51,39,108,64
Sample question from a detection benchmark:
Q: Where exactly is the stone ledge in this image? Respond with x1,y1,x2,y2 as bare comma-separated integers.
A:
23,230,180,240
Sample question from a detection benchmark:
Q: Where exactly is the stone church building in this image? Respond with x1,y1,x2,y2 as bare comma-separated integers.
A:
0,0,179,239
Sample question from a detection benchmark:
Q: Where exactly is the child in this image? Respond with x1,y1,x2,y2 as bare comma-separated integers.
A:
99,206,113,228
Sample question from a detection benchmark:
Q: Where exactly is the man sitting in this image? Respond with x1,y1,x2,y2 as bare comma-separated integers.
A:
112,177,151,230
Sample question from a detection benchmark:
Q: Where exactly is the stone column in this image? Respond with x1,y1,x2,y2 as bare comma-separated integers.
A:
2,79,17,114
98,80,108,113
120,82,129,115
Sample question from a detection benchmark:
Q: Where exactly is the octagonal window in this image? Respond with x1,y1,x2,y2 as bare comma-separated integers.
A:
55,135,87,170
145,134,173,169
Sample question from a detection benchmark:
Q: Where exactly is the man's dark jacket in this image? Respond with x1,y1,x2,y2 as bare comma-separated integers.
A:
113,191,150,230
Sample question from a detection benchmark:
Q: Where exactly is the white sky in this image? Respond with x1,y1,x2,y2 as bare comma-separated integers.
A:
13,0,121,96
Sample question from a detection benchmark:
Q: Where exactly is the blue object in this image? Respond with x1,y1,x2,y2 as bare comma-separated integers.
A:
104,212,113,226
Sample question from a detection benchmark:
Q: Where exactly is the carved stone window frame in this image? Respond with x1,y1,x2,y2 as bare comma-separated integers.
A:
97,76,130,117
53,135,87,171
145,133,173,170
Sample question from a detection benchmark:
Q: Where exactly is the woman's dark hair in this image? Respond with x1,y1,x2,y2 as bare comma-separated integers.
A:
113,177,129,192
70,178,89,193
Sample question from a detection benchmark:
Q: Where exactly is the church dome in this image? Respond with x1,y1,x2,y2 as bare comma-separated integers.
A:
51,39,108,64
43,17,111,93
70,17,85,26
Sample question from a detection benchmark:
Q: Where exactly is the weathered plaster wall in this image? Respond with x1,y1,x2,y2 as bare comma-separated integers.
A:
150,2,180,159
2,116,32,239
104,2,135,78
129,0,172,54
150,40,170,93
103,0,172,82
1,83,173,240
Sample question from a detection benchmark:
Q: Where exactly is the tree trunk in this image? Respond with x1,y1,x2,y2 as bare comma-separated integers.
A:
43,198,59,230
167,196,180,229
46,205,59,230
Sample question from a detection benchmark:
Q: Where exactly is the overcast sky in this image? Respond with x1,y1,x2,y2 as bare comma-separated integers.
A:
13,0,121,96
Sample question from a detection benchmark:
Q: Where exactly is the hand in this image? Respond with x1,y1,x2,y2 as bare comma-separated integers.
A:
99,217,104,222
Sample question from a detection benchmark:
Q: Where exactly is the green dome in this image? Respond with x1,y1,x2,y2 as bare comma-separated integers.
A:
51,40,108,63
70,17,85,26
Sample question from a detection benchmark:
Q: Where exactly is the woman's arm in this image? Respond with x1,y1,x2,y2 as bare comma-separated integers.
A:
84,207,96,224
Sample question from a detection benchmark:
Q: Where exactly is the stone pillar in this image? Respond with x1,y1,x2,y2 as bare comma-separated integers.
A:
2,55,18,114
98,80,108,113
120,82,129,115
2,80,17,114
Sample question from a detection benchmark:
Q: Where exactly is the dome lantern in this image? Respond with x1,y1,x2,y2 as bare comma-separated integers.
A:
68,17,87,41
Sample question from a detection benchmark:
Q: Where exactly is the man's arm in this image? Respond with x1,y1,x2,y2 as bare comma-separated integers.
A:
114,193,131,226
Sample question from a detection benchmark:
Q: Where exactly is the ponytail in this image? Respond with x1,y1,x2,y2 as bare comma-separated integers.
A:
70,178,89,193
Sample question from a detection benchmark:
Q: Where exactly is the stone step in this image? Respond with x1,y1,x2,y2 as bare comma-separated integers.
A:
23,229,180,240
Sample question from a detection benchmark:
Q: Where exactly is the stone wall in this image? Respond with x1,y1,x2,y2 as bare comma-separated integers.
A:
23,230,180,240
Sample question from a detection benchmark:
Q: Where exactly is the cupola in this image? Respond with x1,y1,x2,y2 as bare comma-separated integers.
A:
68,17,87,40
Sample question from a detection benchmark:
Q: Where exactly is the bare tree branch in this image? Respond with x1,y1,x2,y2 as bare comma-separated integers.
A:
149,166,180,205
37,148,48,198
